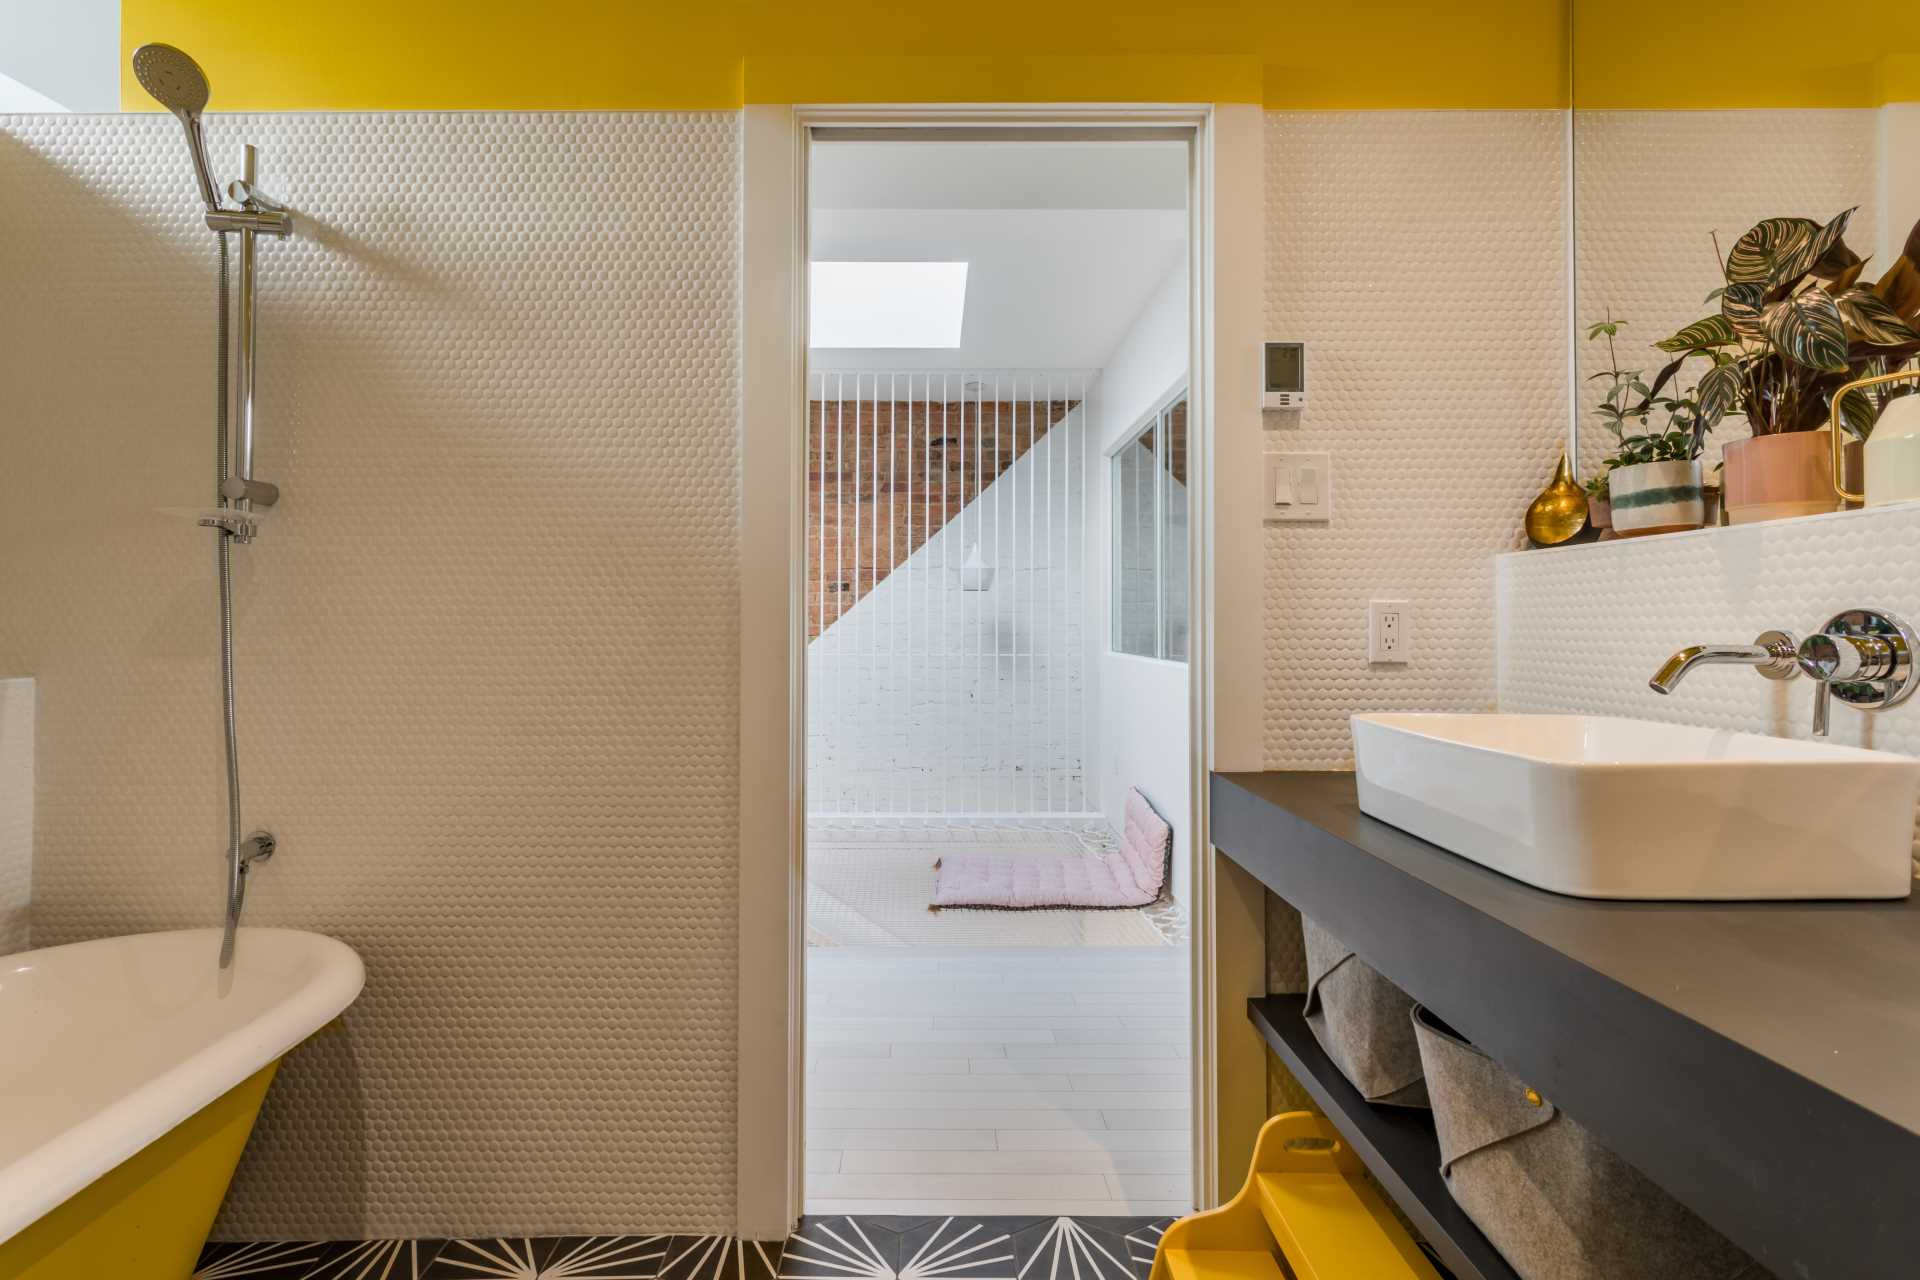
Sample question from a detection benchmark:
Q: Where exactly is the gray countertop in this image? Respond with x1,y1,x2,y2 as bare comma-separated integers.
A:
1212,769,1920,1280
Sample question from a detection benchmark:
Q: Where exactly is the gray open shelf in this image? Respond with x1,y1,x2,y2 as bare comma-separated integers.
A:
1248,994,1517,1280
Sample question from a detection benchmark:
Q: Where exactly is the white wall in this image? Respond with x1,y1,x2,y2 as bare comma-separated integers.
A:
0,0,118,112
1261,111,1570,768
0,678,30,953
808,402,1090,817
0,112,741,1238
1088,261,1191,903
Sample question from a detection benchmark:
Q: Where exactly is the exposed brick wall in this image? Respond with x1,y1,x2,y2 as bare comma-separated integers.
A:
806,415,1091,816
807,397,1078,638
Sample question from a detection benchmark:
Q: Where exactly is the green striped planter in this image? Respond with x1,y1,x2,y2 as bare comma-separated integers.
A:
1609,459,1705,536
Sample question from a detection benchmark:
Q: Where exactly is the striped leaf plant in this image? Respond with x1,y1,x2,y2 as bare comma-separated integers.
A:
1656,210,1920,438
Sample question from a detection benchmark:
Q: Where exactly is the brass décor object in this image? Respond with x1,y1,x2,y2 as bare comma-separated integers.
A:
1525,449,1590,546
1828,368,1920,503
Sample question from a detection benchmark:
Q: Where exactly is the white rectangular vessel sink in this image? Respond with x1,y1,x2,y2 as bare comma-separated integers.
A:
1351,713,1920,900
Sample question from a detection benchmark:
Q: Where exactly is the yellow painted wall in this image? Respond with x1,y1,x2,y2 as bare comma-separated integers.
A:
121,0,1570,111
1573,1,1920,108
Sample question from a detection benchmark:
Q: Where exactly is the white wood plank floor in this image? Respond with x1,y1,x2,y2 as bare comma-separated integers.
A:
805,944,1193,1216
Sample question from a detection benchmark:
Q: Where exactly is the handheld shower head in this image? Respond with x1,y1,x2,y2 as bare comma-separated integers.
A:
132,43,221,212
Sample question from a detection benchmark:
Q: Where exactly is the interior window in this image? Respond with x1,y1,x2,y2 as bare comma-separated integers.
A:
1113,391,1188,661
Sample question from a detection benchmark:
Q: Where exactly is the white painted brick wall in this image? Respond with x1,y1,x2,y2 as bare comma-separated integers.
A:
808,409,1091,817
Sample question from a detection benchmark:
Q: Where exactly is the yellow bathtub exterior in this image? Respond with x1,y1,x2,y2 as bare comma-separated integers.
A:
0,1061,280,1280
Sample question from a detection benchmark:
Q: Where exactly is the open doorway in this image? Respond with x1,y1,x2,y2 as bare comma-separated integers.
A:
800,135,1194,1221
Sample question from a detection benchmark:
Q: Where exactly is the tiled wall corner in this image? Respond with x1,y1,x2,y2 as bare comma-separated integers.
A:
0,112,741,1237
1260,111,1569,769
0,677,30,953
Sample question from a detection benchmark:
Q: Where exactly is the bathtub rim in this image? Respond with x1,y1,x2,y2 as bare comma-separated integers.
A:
0,926,365,1243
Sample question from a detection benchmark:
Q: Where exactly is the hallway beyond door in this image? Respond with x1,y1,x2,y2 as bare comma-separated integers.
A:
806,946,1192,1216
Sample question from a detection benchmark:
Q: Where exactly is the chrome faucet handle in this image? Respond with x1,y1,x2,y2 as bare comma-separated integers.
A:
1796,632,1897,683
1796,609,1920,737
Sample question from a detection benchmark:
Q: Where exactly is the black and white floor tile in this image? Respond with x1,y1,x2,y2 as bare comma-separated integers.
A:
197,1218,1172,1280
195,1239,442,1279
423,1235,671,1278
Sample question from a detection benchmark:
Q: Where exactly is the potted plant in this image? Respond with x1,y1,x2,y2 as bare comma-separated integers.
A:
1584,472,1613,535
1603,410,1710,535
1656,209,1920,523
1586,317,1709,536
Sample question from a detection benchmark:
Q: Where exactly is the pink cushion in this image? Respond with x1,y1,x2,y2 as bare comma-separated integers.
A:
930,789,1172,909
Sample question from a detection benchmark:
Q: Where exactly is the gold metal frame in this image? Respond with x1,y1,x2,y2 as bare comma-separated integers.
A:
1829,368,1920,503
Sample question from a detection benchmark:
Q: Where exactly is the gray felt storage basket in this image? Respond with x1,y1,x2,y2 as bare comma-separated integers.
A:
1411,1004,1763,1280
1301,915,1429,1108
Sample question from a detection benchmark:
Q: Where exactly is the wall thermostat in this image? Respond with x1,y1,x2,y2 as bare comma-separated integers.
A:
1263,342,1305,410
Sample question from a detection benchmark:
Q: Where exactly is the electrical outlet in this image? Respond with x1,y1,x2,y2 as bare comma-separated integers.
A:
1369,599,1409,664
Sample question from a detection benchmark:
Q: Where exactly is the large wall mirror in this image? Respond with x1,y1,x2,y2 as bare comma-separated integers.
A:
1572,4,1920,530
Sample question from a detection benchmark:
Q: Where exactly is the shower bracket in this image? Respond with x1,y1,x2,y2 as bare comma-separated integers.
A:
205,206,291,237
198,508,265,543
220,476,280,507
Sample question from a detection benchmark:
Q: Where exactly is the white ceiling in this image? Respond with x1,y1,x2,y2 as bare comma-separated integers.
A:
808,142,1187,372
0,0,118,112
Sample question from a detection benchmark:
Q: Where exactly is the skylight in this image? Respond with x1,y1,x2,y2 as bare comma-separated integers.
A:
809,261,968,349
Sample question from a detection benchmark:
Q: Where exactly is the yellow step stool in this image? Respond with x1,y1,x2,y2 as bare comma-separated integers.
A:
1152,1112,1442,1280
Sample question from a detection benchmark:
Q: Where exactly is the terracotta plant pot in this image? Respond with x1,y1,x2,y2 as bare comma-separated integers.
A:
1722,430,1840,524
1609,459,1705,536
1588,491,1612,531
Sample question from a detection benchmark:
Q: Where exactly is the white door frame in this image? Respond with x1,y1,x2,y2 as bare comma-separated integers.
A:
739,100,1267,1238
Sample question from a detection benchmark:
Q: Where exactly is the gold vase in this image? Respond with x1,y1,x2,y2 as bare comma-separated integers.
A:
1525,450,1590,547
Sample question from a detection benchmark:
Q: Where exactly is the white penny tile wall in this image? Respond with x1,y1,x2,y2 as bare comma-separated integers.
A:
0,112,741,1237
1260,111,1570,769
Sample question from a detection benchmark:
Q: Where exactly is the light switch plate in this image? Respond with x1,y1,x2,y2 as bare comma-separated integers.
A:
1265,451,1332,522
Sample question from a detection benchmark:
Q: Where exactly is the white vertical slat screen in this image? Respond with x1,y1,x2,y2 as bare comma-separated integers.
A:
806,371,1094,821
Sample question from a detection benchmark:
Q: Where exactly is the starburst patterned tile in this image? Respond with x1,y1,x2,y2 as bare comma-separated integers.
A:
782,1217,1020,1280
423,1236,667,1279
657,1235,783,1280
1120,1221,1170,1280
196,1241,330,1278
1009,1219,1140,1280
780,1217,904,1280
890,1218,1023,1280
196,1220,1180,1280
308,1240,445,1279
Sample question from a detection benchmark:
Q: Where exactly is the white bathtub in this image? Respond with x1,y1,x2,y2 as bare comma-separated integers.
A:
0,927,364,1275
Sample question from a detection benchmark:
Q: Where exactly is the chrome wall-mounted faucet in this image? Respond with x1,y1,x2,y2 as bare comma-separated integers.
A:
1649,610,1920,737
1647,631,1800,694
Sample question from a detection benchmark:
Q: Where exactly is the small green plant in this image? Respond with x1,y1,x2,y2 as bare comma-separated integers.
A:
1586,315,1712,477
1586,314,1649,444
